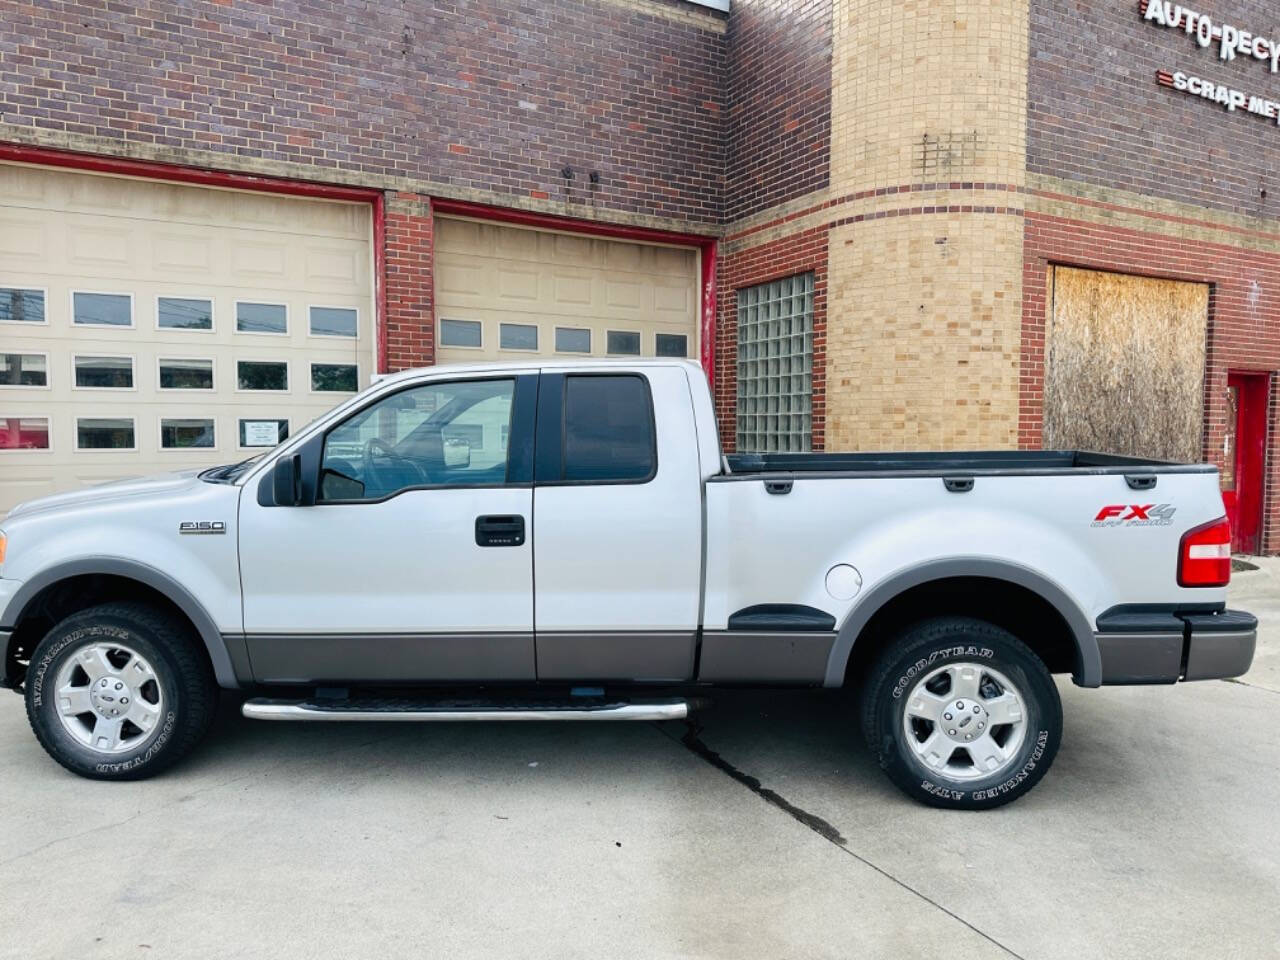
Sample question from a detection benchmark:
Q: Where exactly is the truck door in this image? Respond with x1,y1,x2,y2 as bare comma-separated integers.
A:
532,366,703,680
238,372,538,683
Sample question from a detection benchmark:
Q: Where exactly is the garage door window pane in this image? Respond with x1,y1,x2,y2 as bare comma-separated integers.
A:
440,318,482,348
239,419,289,448
310,306,357,338
158,296,212,331
1,353,48,386
736,273,813,453
161,418,215,449
0,417,50,450
159,358,213,390
655,333,688,358
237,302,287,334
238,361,288,391
562,375,655,482
74,356,133,388
73,292,131,327
555,327,591,354
312,363,359,392
77,418,135,450
499,323,538,351
0,288,45,323
606,330,641,356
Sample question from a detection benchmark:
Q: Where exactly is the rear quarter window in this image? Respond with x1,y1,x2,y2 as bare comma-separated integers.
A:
562,374,655,483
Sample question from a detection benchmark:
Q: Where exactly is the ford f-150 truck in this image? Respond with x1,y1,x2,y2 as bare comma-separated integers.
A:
0,359,1257,808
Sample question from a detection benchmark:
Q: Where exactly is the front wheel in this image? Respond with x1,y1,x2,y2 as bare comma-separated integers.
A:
24,602,218,780
861,617,1062,809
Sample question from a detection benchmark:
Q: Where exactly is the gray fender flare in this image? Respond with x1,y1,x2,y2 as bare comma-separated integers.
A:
823,557,1100,688
2,558,245,689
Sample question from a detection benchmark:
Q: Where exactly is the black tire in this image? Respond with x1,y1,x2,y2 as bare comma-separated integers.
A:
24,602,218,781
861,617,1062,810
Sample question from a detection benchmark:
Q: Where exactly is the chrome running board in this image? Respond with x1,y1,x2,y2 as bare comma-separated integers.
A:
242,696,690,722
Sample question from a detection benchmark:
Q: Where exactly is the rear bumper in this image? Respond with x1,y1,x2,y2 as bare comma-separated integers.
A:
1096,608,1257,685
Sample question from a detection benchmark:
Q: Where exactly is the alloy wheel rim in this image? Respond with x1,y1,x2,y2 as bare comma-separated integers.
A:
53,642,165,755
901,661,1028,783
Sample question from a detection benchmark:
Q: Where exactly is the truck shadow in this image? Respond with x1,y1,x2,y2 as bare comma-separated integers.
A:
191,688,893,802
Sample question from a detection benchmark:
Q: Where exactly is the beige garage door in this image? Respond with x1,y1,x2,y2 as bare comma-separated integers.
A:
0,163,374,513
433,216,697,365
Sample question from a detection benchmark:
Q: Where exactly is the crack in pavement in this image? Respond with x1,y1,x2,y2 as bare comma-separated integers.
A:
1222,677,1280,695
658,719,1026,960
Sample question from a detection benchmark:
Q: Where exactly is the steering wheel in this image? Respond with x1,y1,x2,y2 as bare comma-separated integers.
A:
361,437,427,488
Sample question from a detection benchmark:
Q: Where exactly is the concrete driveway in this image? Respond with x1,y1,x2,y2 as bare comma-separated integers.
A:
2,568,1279,959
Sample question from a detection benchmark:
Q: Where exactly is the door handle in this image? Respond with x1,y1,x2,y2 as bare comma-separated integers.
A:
475,514,526,547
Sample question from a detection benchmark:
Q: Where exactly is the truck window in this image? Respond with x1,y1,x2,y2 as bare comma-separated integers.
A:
320,377,515,501
562,374,655,483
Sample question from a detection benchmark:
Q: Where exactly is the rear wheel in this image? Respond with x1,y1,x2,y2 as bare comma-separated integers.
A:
861,617,1062,809
24,602,217,780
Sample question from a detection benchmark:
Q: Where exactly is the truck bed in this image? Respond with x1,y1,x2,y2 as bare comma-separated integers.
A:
723,449,1215,478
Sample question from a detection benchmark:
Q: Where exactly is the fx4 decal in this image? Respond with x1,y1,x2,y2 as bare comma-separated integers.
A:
1092,504,1176,527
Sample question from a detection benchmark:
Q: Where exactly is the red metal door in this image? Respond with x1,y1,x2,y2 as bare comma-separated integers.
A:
1222,372,1269,554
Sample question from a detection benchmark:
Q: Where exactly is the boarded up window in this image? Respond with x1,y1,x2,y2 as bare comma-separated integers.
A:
1043,267,1208,463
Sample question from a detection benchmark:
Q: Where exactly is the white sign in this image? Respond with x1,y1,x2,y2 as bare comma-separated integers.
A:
242,420,282,447
1143,1,1280,74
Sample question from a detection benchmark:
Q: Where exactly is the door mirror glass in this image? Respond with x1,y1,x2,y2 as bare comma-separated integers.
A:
443,437,471,469
272,455,299,506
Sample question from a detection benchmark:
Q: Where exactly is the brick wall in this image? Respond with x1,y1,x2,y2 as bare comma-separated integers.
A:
384,193,434,372
1021,210,1280,551
1028,0,1280,221
715,227,829,451
0,0,727,223
724,0,832,221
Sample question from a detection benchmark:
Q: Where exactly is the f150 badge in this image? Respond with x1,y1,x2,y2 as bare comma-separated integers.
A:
179,521,226,535
1092,504,1176,527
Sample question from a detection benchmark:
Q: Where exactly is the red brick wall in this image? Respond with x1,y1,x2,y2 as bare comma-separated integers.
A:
384,195,434,372
725,0,832,221
1028,0,1280,221
715,227,829,451
1021,208,1280,551
0,0,726,223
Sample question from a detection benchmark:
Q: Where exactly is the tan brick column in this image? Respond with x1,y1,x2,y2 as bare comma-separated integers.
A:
825,0,1030,450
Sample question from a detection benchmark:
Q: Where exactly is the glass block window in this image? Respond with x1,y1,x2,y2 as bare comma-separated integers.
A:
736,272,813,453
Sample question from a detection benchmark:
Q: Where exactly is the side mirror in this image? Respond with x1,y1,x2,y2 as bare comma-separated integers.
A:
443,437,471,469
272,454,301,506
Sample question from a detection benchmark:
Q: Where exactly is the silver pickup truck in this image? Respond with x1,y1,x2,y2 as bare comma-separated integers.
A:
0,359,1256,808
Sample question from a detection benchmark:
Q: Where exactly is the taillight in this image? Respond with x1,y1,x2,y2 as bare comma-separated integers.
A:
1178,516,1231,587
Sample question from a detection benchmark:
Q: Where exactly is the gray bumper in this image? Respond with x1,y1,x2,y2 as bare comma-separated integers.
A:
1096,609,1256,685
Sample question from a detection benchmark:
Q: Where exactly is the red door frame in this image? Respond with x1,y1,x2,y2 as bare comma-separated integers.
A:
0,143,390,372
1224,370,1270,554
430,198,718,385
